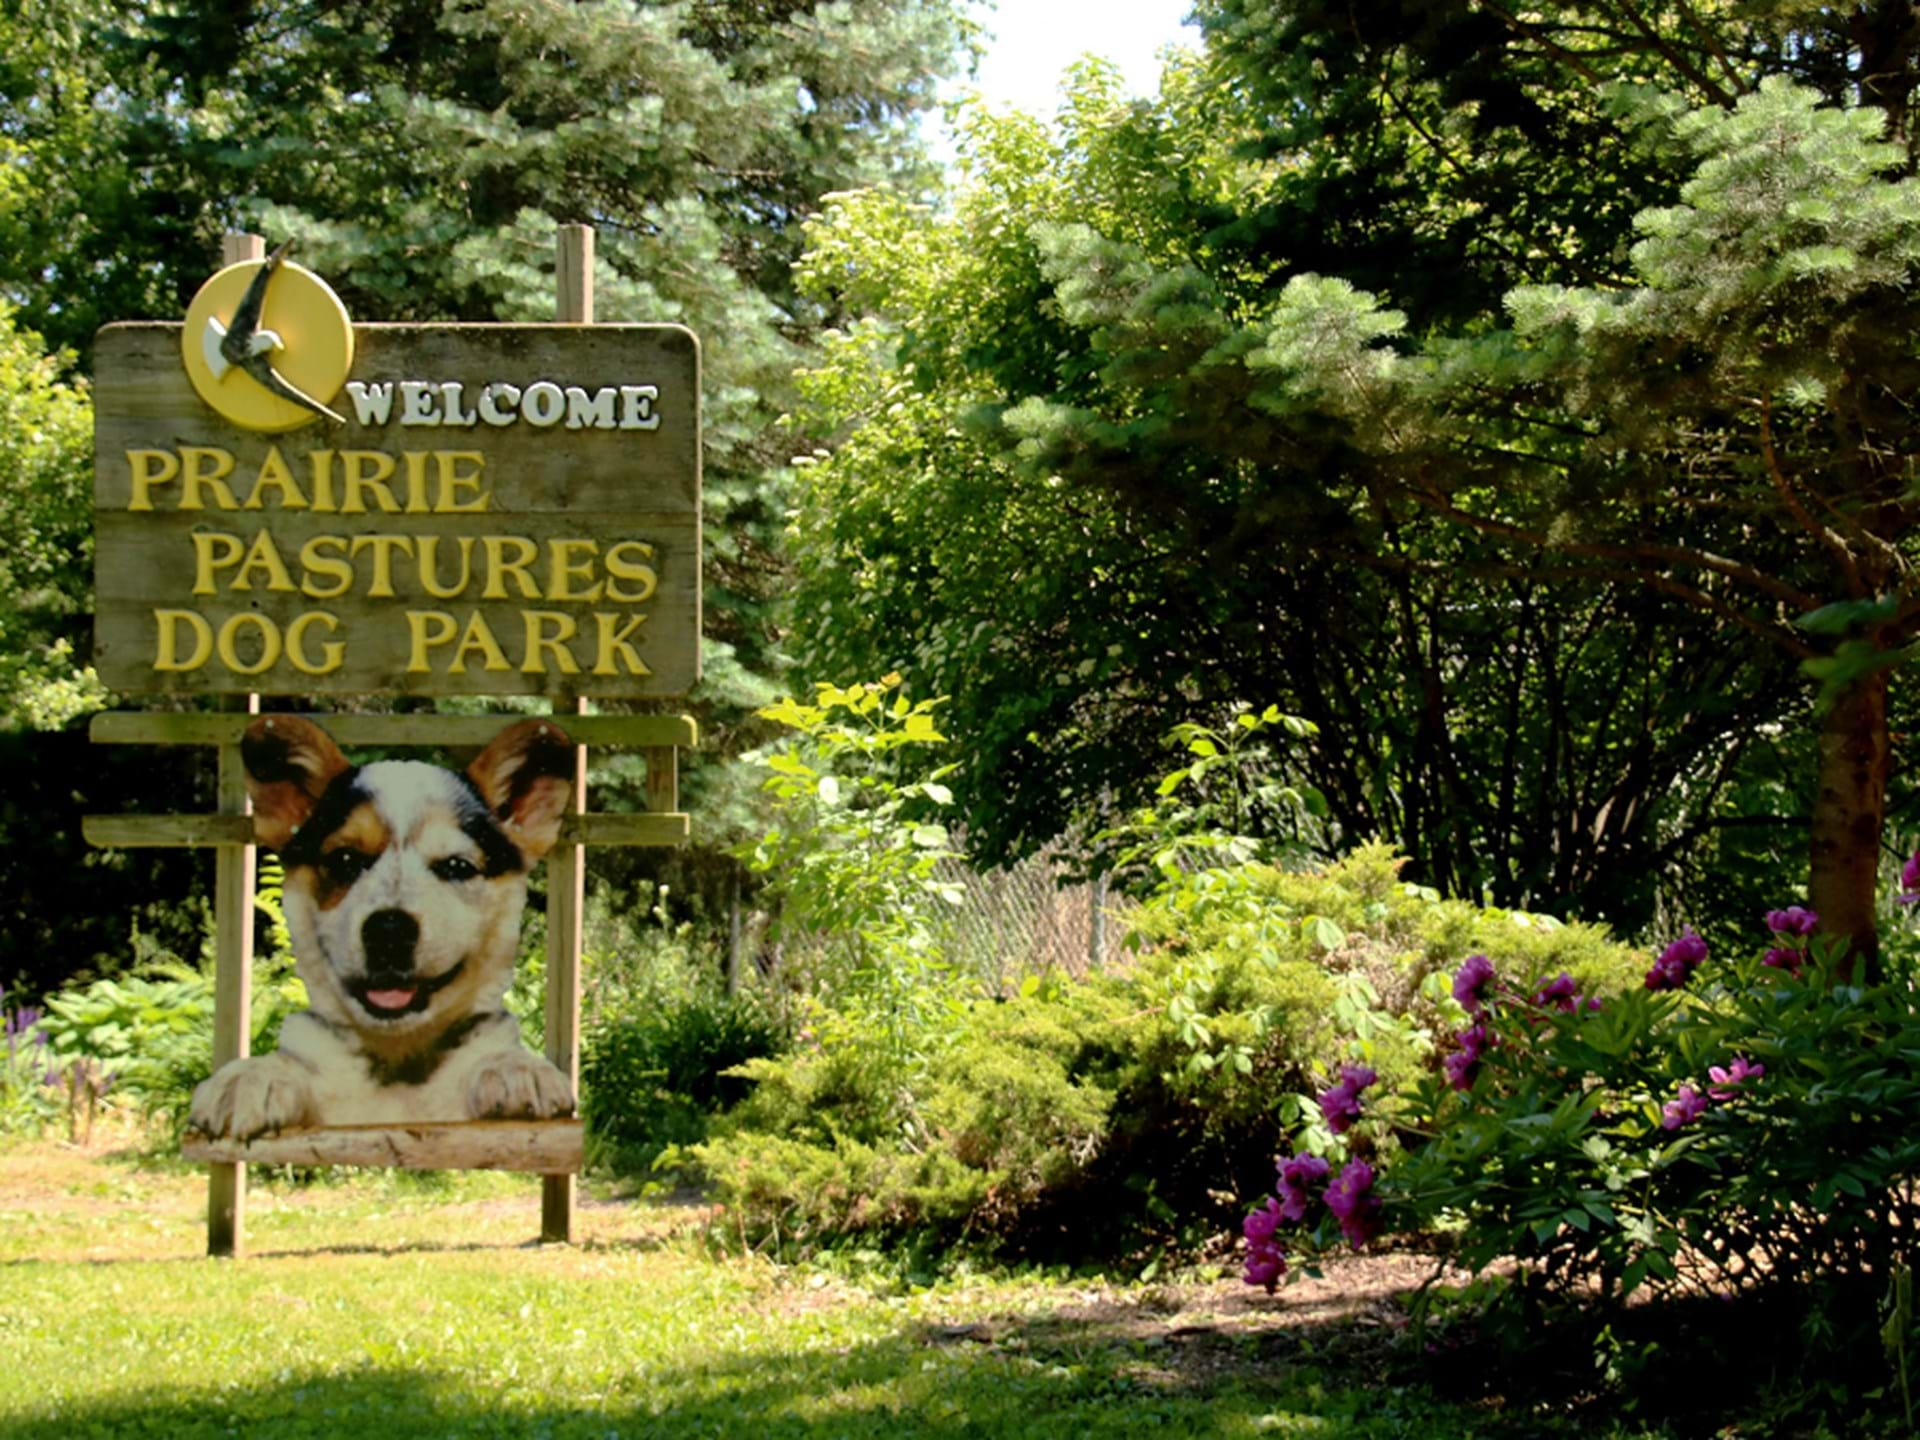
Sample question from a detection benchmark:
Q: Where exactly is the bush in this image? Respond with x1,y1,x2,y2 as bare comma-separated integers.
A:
581,991,782,1174
693,835,1650,1262
1234,878,1920,1389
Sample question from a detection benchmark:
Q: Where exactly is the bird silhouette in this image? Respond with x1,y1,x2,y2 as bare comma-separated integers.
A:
199,237,346,425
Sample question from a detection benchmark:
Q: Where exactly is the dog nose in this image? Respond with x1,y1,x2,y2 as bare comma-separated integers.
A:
361,909,419,971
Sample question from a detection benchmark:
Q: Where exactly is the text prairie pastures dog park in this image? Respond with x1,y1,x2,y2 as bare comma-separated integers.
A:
120,444,661,680
93,321,701,697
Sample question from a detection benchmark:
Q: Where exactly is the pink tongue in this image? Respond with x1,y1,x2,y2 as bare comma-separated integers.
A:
366,988,417,1012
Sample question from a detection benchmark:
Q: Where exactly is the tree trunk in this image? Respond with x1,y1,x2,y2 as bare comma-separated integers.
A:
1808,672,1890,980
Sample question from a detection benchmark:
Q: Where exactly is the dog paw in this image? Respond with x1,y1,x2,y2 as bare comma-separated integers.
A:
464,1051,575,1121
188,1058,316,1141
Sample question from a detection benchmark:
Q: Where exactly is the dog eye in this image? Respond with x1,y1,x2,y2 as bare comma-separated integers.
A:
322,848,374,884
431,856,480,883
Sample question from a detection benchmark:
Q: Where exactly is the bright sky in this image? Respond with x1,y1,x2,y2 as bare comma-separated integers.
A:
928,0,1202,164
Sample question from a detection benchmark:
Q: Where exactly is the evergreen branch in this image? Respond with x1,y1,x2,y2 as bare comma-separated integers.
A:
1671,0,1752,95
1404,479,1822,611
1757,392,1867,598
1604,0,1736,106
1471,2,1612,89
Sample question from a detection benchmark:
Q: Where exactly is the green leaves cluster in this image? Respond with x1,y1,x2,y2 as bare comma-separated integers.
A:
1389,931,1920,1319
0,307,101,730
737,677,962,1078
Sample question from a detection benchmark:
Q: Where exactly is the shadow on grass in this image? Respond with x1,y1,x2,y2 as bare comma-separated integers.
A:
0,1319,1560,1440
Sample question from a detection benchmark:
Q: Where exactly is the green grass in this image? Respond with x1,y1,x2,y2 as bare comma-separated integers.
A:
0,1132,1673,1439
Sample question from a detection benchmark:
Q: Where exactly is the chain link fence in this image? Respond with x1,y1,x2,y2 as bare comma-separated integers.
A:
933,850,1131,993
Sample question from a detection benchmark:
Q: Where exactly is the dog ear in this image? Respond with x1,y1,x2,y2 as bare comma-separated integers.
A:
467,719,575,861
242,715,350,849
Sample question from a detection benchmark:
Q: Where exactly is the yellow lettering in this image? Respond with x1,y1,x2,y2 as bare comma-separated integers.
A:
216,614,281,676
434,452,489,513
402,451,433,513
521,610,580,674
235,529,297,593
152,610,212,671
481,536,541,600
191,532,245,597
406,611,458,673
126,450,180,511
545,538,603,602
592,612,650,676
339,451,401,515
349,534,412,598
286,611,345,675
417,535,475,600
308,450,337,513
299,535,354,600
179,447,240,511
452,611,513,674
604,540,658,603
242,447,308,510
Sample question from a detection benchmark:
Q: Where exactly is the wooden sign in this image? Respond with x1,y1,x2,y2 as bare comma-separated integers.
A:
93,323,701,697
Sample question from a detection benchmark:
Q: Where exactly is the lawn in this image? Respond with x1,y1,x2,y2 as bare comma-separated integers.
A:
0,1134,1676,1439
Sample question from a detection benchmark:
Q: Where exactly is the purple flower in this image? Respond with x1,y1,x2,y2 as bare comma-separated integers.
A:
1452,954,1497,1015
1276,1153,1331,1221
1532,971,1581,1012
1707,1056,1765,1101
1317,1064,1378,1134
1323,1159,1381,1249
1646,929,1708,991
1900,851,1920,905
1443,1022,1494,1092
1764,906,1818,936
1763,945,1804,975
1243,1196,1283,1245
1661,1083,1710,1131
1243,1239,1286,1291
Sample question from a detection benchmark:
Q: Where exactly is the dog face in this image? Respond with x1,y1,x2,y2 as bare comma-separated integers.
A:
242,717,573,1044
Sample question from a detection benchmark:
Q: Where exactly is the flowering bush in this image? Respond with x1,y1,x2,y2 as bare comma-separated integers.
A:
1242,886,1920,1322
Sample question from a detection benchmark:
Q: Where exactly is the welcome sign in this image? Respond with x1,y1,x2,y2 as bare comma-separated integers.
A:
93,251,700,697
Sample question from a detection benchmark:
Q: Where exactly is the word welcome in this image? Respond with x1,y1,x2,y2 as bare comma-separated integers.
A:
343,380,661,430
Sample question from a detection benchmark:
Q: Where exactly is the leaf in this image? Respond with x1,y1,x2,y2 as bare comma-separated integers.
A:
816,775,840,804
1310,917,1345,950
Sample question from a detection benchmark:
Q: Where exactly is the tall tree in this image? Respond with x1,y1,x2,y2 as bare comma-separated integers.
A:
786,10,1920,953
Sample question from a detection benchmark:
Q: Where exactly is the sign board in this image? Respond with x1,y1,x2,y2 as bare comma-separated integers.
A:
94,312,701,697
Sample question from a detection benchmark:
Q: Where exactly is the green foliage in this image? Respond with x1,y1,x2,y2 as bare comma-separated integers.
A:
32,867,306,1140
0,305,101,730
1385,926,1920,1325
737,678,965,1081
782,53,1815,932
700,771,1646,1259
582,990,782,1175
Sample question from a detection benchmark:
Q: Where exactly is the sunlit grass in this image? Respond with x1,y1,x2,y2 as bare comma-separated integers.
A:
0,1131,1672,1439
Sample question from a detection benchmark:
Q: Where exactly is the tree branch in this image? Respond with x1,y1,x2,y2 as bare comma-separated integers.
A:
1757,392,1866,598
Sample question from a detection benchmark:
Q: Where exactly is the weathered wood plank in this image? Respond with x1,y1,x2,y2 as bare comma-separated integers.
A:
84,814,255,847
86,810,690,849
92,322,702,698
565,812,689,846
90,710,698,749
183,1120,584,1173
91,510,699,699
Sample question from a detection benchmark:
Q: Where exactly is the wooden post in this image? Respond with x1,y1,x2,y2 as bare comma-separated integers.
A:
542,223,594,1244
208,230,265,1258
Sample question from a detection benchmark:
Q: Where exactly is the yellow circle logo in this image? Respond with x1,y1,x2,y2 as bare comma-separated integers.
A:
181,242,354,432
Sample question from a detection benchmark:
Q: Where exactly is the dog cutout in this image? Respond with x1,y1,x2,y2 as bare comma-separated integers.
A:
188,715,576,1140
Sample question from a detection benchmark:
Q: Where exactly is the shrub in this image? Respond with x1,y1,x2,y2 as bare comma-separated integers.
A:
694,831,1649,1262
581,991,782,1174
1236,877,1920,1380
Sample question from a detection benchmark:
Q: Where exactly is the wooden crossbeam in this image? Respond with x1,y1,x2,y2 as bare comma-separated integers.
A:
183,1120,584,1173
90,711,698,750
84,811,691,849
